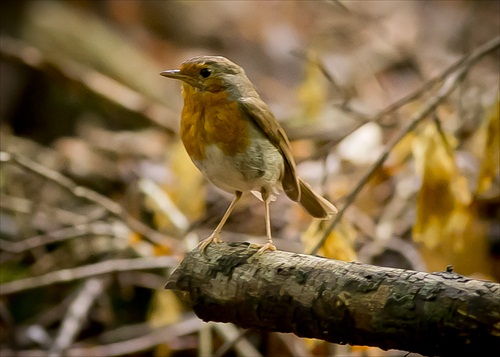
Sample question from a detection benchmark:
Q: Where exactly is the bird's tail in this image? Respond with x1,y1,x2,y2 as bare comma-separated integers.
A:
298,179,338,219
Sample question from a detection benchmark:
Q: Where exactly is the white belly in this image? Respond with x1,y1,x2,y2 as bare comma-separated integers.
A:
193,136,284,196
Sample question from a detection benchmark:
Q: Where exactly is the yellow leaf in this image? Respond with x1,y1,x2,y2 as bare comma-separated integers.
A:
148,290,182,327
418,209,493,277
297,51,329,121
302,219,357,261
412,123,472,250
386,132,416,174
146,141,205,232
413,123,495,277
148,290,183,357
477,100,500,194
167,141,205,220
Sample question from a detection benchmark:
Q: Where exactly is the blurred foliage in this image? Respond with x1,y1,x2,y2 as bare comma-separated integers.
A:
0,1,499,356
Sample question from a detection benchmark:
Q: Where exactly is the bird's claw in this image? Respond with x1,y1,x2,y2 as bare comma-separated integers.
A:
198,233,222,251
252,242,277,254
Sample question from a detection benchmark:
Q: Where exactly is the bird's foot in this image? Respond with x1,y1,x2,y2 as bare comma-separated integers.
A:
251,241,277,254
198,233,222,251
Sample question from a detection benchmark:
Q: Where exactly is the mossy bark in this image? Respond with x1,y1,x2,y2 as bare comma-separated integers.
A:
166,242,500,356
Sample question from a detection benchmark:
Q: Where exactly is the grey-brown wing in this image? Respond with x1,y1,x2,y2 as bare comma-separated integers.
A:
238,96,300,202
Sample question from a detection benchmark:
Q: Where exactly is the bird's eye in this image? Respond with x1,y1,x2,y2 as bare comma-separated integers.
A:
200,68,211,78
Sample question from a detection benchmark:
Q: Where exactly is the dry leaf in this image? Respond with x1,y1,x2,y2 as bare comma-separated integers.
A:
477,100,500,194
412,123,494,276
297,51,329,121
166,141,206,221
145,141,205,233
412,122,472,251
302,218,357,261
148,290,183,357
385,131,416,174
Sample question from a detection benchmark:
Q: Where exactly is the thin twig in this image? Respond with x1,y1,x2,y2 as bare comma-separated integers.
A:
0,192,106,227
371,36,500,121
0,315,202,357
0,151,172,248
0,256,178,295
48,277,109,357
0,222,115,253
309,35,500,255
432,112,455,156
213,328,253,357
138,178,190,232
70,315,200,357
212,323,263,357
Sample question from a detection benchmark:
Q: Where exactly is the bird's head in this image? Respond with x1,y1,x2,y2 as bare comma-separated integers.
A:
161,56,256,98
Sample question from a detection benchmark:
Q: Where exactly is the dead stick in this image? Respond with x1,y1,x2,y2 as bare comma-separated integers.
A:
166,242,500,357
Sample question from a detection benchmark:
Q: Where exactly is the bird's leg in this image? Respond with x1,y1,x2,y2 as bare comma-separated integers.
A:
198,191,242,251
256,189,277,254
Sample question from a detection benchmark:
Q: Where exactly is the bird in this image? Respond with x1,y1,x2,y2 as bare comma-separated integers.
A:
161,55,337,253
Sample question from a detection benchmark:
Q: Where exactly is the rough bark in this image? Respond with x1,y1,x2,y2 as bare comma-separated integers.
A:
166,242,500,356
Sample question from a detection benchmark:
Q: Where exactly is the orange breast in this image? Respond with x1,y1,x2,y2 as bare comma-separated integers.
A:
180,88,251,161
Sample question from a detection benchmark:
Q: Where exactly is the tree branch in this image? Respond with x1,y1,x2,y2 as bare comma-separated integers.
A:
166,243,500,357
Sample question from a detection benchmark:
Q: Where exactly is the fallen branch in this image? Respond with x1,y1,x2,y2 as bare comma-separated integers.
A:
166,243,500,357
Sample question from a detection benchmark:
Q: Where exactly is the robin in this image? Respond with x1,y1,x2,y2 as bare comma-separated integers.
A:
161,56,337,253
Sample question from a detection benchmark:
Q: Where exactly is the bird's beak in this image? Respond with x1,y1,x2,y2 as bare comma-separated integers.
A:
160,69,201,90
160,69,185,80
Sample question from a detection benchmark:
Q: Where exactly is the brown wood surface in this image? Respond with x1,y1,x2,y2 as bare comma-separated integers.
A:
166,242,500,356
